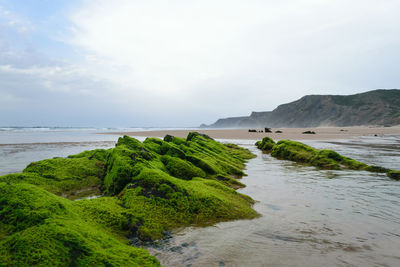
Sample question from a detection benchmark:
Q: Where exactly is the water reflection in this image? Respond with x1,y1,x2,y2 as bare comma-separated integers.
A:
149,137,400,267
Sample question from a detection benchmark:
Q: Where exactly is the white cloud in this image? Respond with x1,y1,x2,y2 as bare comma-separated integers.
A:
67,0,400,123
1,1,400,126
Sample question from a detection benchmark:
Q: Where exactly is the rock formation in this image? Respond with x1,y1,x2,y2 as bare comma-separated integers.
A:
204,89,400,128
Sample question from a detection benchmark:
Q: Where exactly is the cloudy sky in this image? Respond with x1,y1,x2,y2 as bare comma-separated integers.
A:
0,0,399,127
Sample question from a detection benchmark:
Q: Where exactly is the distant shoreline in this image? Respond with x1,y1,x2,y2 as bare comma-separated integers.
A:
101,126,400,140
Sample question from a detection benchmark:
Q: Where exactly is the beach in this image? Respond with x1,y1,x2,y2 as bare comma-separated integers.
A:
103,126,400,140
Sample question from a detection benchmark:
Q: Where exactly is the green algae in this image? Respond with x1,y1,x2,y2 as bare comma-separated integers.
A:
118,168,257,240
387,170,400,180
163,135,186,145
177,133,255,176
255,137,276,152
100,133,258,240
161,155,206,180
103,145,139,195
104,133,255,194
0,156,105,200
213,174,246,189
0,183,160,267
0,182,70,234
256,138,400,180
68,148,111,162
0,132,258,265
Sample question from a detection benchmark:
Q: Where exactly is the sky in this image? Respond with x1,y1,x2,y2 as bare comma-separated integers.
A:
0,0,399,127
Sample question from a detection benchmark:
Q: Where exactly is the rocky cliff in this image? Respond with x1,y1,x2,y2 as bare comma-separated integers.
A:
204,89,400,128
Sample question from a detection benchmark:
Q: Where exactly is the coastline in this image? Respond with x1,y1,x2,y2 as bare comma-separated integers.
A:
100,126,400,140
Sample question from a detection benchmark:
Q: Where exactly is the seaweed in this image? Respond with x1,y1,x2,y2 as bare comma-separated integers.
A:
255,137,276,152
256,138,400,180
387,170,400,180
0,132,258,265
0,183,159,266
0,156,105,200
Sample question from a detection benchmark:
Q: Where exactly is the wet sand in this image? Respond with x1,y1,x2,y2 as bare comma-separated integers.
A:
103,126,400,140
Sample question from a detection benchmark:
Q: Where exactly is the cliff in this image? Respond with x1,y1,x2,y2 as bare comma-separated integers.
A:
205,89,400,128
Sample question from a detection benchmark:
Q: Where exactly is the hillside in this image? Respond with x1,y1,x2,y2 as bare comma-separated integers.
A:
204,89,400,128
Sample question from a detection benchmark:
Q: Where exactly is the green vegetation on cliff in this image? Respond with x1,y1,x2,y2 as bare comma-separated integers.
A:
256,137,399,180
0,132,258,266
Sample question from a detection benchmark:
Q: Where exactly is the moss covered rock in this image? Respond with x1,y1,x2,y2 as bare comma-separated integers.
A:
161,155,206,180
68,148,110,162
104,133,255,194
99,133,258,240
255,137,276,152
0,132,258,265
0,183,159,267
387,170,400,180
0,155,106,200
256,138,399,180
118,168,257,240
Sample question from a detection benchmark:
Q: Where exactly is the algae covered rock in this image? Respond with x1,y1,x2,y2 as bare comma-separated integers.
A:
0,132,258,265
387,170,400,180
161,155,206,180
119,168,257,240
256,138,400,180
255,137,276,152
0,183,160,267
0,155,106,200
104,133,255,194
68,148,110,162
100,133,258,240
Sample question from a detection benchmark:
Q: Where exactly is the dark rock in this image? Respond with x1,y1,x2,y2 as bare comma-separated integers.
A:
164,134,174,142
169,246,183,254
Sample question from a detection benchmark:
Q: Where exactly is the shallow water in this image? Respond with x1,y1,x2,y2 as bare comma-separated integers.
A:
148,137,400,267
0,127,148,175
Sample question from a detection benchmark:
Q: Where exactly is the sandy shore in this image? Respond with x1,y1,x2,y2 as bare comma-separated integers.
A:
102,126,400,141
